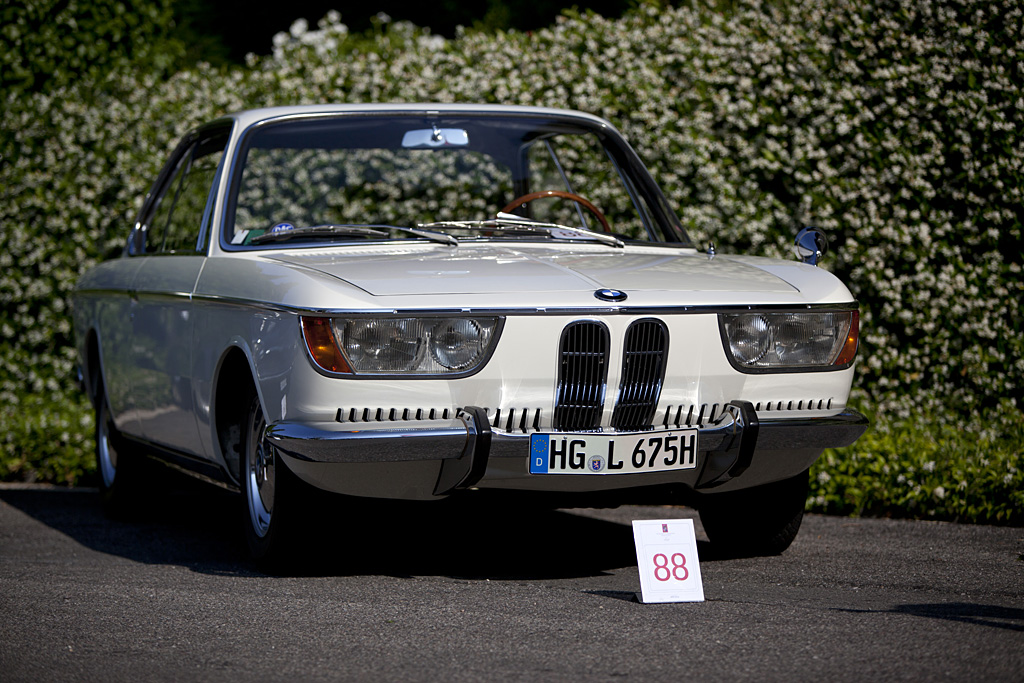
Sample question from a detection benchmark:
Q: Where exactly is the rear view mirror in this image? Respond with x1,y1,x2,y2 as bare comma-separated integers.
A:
401,127,470,148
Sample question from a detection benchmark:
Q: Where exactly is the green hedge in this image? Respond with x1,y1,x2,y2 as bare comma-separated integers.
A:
0,394,96,486
0,0,183,97
1,0,1021,523
809,400,1023,525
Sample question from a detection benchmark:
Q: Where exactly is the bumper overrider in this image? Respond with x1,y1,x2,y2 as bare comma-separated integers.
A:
265,401,868,496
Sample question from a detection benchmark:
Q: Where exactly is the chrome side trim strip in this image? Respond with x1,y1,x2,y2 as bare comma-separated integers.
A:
74,288,194,302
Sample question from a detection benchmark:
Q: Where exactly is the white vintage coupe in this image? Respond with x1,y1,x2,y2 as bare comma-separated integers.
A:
73,104,866,561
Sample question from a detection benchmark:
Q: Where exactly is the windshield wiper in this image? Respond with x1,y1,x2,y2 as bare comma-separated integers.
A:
395,225,460,246
250,224,458,247
418,213,624,248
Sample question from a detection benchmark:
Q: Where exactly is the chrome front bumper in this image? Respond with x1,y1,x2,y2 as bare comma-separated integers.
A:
266,402,868,496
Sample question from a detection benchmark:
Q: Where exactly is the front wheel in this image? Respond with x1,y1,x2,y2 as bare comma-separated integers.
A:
241,393,297,562
697,470,809,557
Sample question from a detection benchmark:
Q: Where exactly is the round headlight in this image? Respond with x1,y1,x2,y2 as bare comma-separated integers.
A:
340,319,423,372
429,318,488,369
728,314,771,365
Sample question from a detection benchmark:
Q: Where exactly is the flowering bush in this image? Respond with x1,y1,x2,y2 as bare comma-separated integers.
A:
0,0,182,96
809,399,1024,525
1,0,1021,519
0,394,95,486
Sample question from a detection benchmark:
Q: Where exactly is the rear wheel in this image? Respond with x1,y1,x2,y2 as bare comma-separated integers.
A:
241,392,297,563
94,380,143,516
698,470,809,557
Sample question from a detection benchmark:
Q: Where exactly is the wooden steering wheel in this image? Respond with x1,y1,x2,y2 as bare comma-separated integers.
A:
501,190,610,233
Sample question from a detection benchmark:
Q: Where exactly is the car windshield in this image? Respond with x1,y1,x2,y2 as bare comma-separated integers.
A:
226,113,689,248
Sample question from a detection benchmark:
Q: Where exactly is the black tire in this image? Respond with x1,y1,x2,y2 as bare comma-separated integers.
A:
240,391,299,564
94,380,144,517
698,470,810,557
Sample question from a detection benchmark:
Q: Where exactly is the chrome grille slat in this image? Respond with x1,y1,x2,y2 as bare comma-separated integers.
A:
490,407,542,433
337,407,452,423
661,398,838,428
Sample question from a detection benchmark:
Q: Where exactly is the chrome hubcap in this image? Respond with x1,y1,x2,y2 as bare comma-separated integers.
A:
98,416,117,488
246,406,275,538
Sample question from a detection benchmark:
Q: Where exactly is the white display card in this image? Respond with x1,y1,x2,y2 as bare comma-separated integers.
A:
631,518,705,603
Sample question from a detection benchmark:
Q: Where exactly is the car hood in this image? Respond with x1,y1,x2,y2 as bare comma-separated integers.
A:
266,245,803,297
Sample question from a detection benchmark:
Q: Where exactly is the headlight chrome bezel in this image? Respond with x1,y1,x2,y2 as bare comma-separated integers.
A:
301,315,504,378
719,306,859,374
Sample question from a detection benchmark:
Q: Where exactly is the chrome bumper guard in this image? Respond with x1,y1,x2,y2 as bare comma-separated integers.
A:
266,402,868,496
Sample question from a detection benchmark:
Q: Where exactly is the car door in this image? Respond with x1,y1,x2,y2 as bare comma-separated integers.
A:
88,256,146,438
128,127,228,458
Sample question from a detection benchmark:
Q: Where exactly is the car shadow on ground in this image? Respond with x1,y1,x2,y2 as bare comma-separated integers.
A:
833,603,1024,633
0,474,712,580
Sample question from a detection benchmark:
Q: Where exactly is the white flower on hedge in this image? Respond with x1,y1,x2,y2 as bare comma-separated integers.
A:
290,18,308,38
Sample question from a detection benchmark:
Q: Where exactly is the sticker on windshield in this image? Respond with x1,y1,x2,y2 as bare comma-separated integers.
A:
270,222,295,233
548,228,588,240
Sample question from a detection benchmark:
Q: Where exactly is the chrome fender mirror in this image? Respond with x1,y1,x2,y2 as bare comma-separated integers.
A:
794,227,828,266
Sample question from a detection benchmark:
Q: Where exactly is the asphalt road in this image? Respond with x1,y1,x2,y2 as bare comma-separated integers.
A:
1,479,1021,682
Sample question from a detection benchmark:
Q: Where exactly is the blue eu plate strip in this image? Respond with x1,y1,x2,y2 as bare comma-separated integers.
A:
529,434,549,473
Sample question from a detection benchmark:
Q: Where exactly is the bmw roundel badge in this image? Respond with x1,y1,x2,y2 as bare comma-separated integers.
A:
595,288,627,302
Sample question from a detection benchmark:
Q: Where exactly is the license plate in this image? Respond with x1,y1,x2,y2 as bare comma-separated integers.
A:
529,429,699,475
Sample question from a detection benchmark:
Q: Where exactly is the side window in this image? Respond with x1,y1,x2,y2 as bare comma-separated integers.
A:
144,153,189,253
142,131,227,254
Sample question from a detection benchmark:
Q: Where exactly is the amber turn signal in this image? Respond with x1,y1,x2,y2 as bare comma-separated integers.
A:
834,310,859,366
300,317,352,374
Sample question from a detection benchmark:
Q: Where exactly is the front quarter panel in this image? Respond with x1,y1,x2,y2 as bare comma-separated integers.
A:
191,256,342,470
194,255,384,311
722,255,855,302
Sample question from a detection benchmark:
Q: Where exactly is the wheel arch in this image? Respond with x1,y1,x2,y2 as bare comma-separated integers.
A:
212,345,259,484
83,329,104,409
